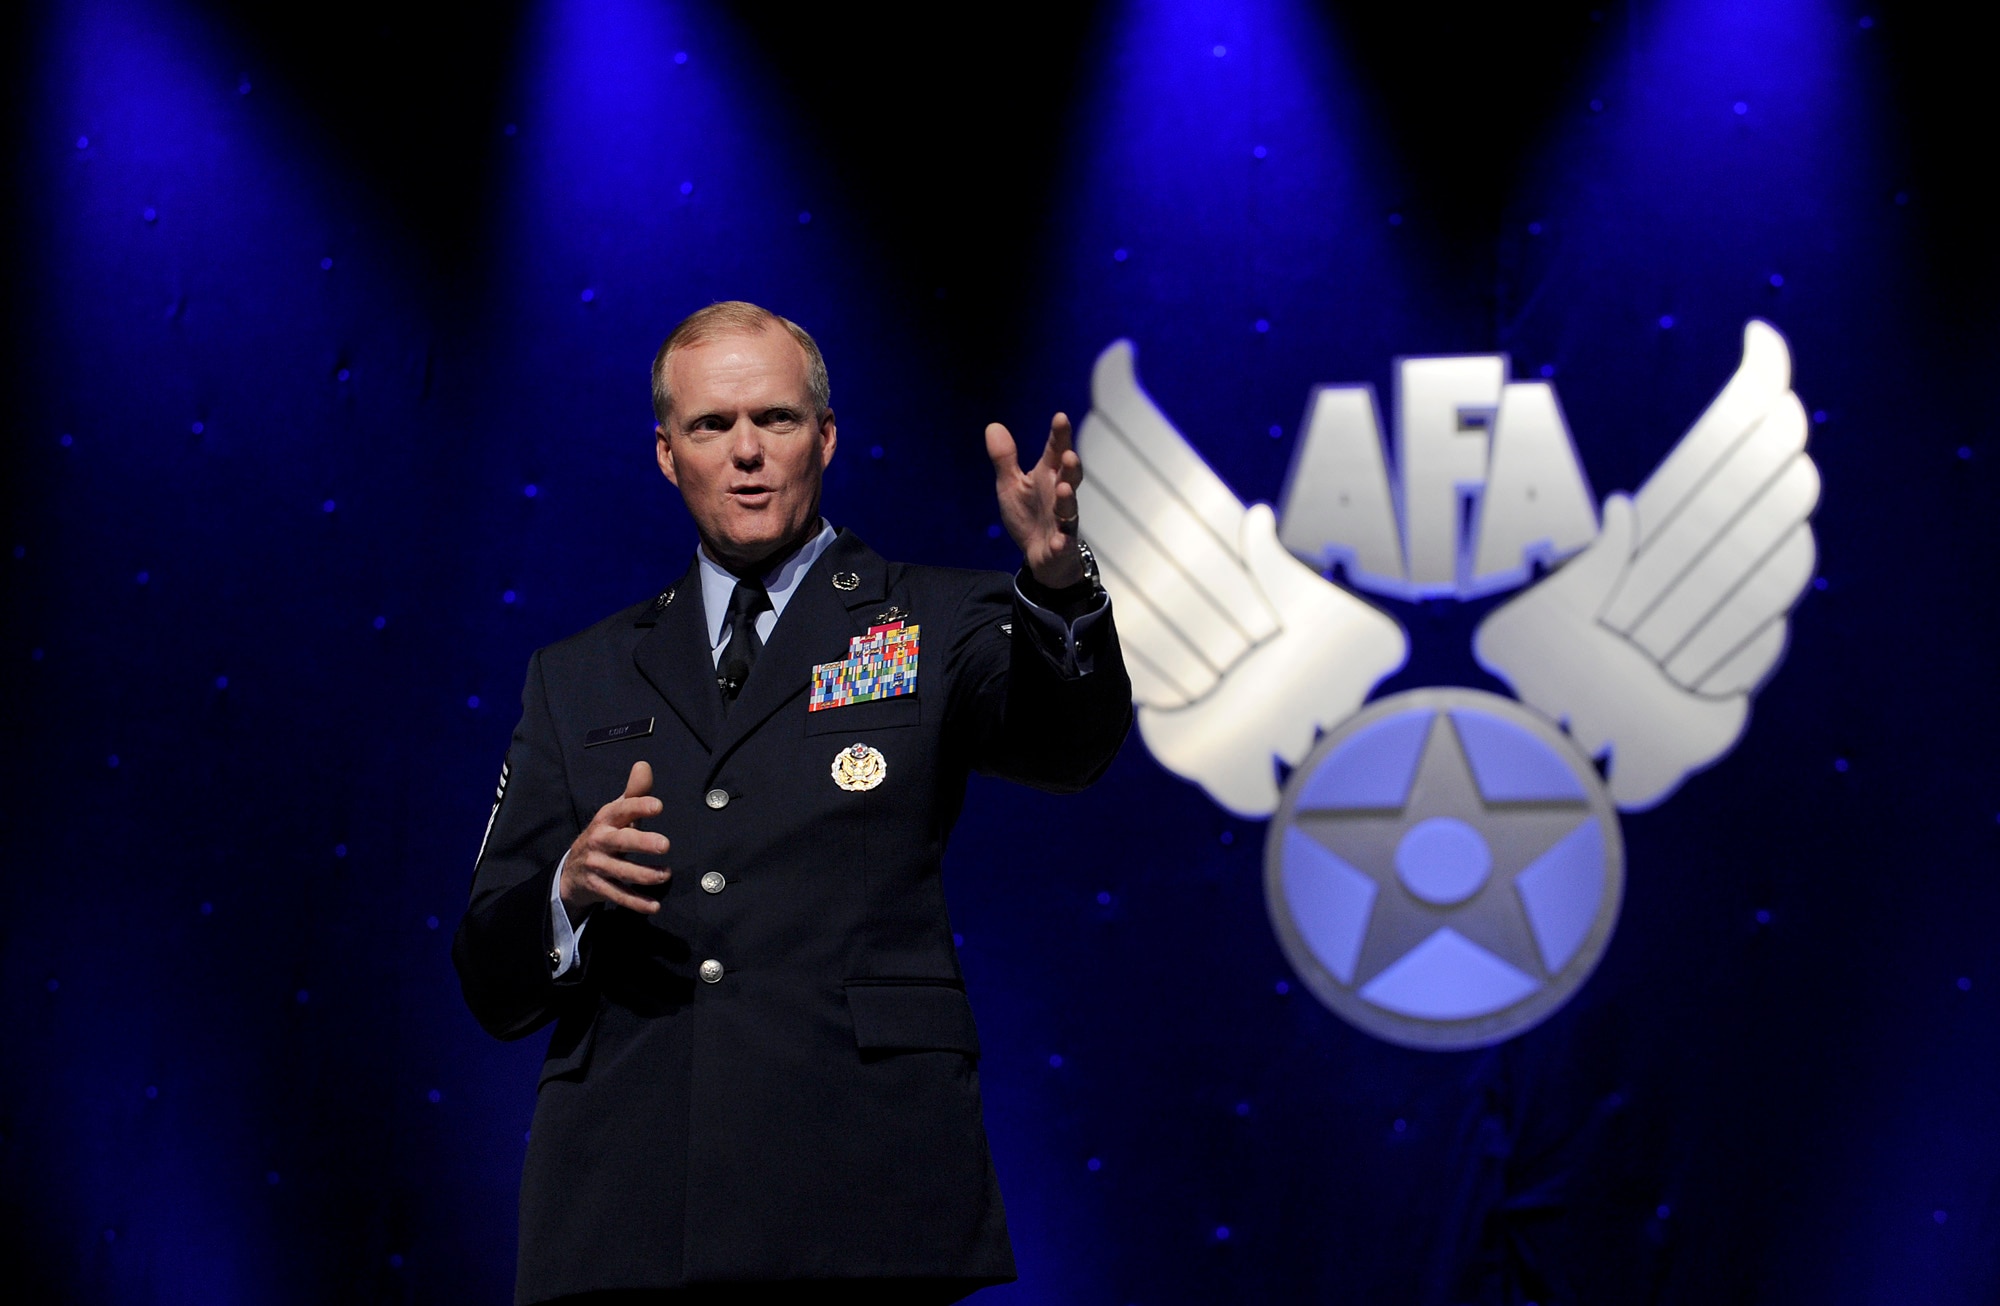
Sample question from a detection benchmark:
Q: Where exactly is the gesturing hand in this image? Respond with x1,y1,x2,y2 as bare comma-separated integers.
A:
559,761,670,924
986,412,1086,589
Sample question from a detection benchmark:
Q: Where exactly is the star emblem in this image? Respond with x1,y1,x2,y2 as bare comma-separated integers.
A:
1293,710,1590,993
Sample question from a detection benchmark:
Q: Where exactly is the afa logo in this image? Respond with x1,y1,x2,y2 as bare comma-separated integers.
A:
1076,322,1818,1048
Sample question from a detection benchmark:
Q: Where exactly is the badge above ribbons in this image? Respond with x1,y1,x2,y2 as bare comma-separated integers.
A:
811,622,920,712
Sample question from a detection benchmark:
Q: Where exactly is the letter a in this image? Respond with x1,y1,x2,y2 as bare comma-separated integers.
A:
1277,386,1406,592
1468,381,1599,594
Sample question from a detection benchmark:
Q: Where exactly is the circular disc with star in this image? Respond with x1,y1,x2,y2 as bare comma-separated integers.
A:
1264,687,1624,1050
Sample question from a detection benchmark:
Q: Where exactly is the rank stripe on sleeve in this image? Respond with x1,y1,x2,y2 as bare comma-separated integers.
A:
474,759,510,870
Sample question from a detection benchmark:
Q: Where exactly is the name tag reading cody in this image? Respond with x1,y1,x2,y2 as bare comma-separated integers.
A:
810,622,919,712
585,716,655,747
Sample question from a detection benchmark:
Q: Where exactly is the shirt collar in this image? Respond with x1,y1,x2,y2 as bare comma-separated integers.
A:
697,519,838,650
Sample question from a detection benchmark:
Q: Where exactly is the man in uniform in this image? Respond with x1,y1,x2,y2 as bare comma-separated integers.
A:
453,301,1131,1303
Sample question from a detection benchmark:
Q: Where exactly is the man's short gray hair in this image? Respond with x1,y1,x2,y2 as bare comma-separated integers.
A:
651,301,830,426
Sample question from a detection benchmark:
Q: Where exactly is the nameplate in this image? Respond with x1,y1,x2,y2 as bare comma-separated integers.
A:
584,717,655,747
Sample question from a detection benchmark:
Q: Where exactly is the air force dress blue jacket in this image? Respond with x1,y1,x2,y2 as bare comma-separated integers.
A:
453,528,1132,1302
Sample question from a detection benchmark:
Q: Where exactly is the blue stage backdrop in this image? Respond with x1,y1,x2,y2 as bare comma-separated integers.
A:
5,1,1996,1302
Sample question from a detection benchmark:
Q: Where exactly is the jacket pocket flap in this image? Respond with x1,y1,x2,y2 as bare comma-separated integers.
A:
538,1010,597,1087
805,694,920,736
845,981,980,1057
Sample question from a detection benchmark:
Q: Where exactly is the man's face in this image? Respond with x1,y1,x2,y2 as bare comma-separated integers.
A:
656,326,837,574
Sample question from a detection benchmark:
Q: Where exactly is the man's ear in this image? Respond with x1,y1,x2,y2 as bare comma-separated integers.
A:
656,424,680,487
818,410,837,469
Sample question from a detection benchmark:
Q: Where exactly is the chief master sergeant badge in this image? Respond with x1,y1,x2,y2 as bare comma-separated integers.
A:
452,301,1132,1305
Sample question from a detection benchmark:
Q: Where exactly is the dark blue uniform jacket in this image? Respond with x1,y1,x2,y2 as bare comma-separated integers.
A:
453,529,1131,1303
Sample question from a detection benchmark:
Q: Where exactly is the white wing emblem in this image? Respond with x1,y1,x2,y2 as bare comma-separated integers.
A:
1474,320,1819,810
1076,342,1408,817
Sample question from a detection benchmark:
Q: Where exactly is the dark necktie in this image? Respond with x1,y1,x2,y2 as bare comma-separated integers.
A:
716,578,772,704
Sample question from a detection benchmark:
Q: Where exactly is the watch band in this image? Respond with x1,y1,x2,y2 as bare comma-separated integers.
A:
1076,535,1103,593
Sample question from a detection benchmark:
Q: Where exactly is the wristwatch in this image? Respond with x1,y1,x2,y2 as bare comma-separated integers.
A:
1076,535,1103,594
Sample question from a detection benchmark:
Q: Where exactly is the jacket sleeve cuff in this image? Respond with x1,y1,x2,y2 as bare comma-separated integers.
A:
547,852,590,981
1013,572,1111,677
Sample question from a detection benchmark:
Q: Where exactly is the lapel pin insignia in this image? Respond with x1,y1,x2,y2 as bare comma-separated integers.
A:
831,742,887,792
654,586,676,610
831,571,861,591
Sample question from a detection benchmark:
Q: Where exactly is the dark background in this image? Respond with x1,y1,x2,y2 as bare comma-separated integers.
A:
5,0,1996,1301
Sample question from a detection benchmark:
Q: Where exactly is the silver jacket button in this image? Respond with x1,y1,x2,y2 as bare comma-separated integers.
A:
700,871,726,894
704,788,729,810
699,958,725,984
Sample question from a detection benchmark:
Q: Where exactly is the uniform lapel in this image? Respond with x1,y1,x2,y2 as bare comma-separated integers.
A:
632,555,724,752
708,530,887,766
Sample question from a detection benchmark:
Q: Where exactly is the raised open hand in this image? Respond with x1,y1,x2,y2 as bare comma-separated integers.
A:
986,413,1086,588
